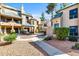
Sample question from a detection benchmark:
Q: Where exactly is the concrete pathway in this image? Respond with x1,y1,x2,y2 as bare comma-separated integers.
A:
35,41,69,56
16,34,69,56
0,41,45,56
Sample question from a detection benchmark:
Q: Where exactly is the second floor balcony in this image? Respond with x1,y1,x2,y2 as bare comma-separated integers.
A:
0,16,22,27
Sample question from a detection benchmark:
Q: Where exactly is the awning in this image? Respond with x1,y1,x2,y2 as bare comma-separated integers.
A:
0,22,22,27
23,23,34,27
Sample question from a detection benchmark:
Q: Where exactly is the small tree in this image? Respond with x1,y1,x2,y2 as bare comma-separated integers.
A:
54,27,69,40
40,12,45,21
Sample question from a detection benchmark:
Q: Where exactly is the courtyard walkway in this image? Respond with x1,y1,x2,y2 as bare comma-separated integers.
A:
0,41,47,56
0,34,70,56
16,34,69,56
35,41,69,56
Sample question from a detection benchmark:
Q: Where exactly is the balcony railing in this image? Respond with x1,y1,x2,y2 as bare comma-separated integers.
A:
0,19,21,24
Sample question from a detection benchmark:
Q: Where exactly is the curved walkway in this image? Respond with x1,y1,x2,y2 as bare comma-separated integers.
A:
17,34,69,56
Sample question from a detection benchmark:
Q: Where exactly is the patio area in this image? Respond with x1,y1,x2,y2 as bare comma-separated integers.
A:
46,39,79,56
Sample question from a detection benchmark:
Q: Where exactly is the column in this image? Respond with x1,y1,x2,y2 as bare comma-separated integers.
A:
12,18,14,22
46,20,53,36
33,27,35,34
29,27,31,32
0,16,1,22
18,28,20,34
4,27,7,34
32,27,33,32
0,16,2,34
11,26,15,33
11,18,15,33
0,26,2,34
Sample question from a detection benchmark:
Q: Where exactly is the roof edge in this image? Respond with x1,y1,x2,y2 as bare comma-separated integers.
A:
57,3,79,13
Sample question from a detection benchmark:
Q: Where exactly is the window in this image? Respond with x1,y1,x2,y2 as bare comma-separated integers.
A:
69,8,78,19
18,11,21,16
69,26,78,36
26,17,29,19
44,24,47,27
54,23,59,28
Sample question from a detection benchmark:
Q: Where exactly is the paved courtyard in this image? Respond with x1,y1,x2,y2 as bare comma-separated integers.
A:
0,41,47,56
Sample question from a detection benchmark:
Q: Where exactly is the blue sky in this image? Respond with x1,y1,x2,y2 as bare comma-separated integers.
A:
6,3,74,20
7,3,49,19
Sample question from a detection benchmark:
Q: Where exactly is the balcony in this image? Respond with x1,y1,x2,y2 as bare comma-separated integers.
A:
0,20,22,27
0,22,22,27
0,9,22,19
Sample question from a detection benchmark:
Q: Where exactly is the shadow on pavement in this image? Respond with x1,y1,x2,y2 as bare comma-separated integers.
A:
29,42,49,56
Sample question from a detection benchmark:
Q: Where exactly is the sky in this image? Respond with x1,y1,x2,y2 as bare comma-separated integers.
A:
6,3,74,20
7,3,51,20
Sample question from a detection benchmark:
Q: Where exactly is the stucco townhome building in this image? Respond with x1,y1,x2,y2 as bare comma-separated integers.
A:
0,4,39,34
51,3,79,36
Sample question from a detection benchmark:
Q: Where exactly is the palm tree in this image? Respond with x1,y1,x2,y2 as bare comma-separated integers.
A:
46,3,56,19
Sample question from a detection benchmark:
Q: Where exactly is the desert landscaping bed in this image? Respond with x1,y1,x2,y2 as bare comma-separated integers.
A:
46,39,79,56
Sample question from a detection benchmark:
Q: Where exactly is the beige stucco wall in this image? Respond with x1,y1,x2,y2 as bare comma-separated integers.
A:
52,17,61,28
59,4,79,27
57,4,79,36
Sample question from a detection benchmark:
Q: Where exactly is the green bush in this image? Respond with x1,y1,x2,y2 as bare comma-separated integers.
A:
44,36,53,41
72,43,79,49
68,36,78,42
4,33,17,43
54,27,69,40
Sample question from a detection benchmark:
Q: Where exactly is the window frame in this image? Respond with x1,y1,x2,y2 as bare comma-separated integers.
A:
54,23,59,28
69,8,78,19
69,26,78,36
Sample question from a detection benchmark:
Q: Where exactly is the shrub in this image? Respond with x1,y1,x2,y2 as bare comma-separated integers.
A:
44,36,53,41
68,36,78,42
4,33,16,43
72,43,79,49
54,27,69,40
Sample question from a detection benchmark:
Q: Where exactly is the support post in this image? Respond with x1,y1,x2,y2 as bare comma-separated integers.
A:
4,27,7,34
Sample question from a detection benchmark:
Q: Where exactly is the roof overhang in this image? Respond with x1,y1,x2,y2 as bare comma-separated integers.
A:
57,3,79,13
23,23,34,27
